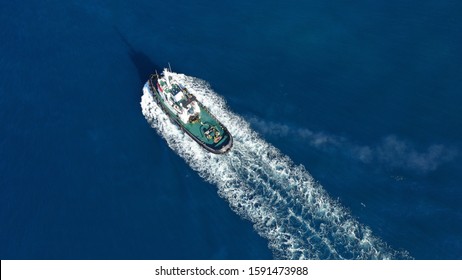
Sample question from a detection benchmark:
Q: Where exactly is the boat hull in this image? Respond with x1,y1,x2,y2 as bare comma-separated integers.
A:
147,74,233,154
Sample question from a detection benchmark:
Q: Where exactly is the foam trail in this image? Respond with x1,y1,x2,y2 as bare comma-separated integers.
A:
141,72,410,259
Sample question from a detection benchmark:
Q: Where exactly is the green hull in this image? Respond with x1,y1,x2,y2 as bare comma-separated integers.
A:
148,74,233,154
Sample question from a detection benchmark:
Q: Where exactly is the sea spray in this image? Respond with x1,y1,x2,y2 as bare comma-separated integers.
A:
141,72,410,259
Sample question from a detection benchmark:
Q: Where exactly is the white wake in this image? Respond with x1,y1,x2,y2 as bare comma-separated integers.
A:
140,72,410,259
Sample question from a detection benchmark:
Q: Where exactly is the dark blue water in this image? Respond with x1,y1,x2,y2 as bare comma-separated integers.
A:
1,0,461,259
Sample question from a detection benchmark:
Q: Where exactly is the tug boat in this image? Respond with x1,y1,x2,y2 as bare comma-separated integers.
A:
147,68,233,154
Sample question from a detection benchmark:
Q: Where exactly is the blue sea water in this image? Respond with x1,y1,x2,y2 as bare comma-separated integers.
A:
1,0,461,259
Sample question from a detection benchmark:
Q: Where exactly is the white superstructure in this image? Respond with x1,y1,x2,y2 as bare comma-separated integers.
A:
156,69,201,124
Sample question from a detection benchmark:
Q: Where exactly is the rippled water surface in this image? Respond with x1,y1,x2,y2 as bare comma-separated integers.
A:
1,0,461,259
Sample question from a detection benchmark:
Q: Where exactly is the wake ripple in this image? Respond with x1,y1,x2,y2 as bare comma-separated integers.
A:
140,72,410,259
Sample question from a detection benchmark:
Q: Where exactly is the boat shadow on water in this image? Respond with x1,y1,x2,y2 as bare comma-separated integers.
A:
114,27,162,86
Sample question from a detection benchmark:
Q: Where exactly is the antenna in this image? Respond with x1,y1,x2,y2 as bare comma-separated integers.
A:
168,62,172,72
